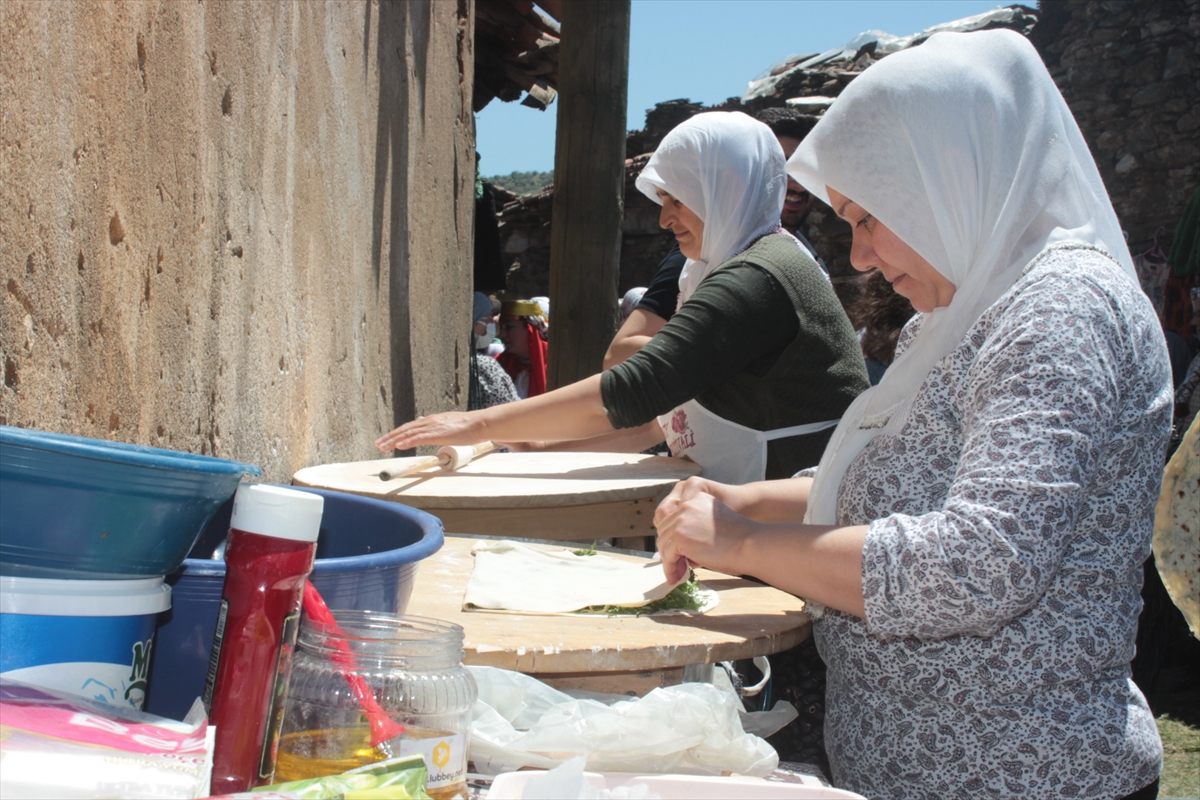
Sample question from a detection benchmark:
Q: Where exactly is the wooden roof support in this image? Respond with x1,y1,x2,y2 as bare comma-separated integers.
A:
546,0,631,390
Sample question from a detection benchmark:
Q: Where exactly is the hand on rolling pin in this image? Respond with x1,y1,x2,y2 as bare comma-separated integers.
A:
654,476,756,584
376,412,486,452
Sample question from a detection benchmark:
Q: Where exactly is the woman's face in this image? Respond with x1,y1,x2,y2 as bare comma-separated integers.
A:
656,189,705,260
827,187,956,313
498,316,529,358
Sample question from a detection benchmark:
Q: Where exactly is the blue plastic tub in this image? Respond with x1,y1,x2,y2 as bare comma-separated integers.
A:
0,425,261,579
144,485,444,720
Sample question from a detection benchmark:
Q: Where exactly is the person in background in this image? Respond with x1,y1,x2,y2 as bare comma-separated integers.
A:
1175,350,1200,437
496,300,549,399
1171,298,1200,445
845,268,916,385
654,30,1167,799
754,107,825,273
469,292,518,410
603,243,687,369
473,292,499,351
618,287,647,325
530,296,550,330
604,109,827,370
378,112,868,486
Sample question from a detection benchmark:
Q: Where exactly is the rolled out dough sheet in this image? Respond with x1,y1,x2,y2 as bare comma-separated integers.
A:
1154,414,1199,638
463,540,716,616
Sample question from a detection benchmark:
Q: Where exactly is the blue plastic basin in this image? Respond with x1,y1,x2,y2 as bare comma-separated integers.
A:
0,425,262,579
144,485,444,720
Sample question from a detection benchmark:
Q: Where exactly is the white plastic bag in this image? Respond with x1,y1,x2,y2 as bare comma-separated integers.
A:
467,666,786,777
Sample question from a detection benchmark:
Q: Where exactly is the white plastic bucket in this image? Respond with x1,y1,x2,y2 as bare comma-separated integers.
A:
0,575,171,711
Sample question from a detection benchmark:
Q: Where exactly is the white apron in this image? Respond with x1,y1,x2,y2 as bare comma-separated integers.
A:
656,399,839,485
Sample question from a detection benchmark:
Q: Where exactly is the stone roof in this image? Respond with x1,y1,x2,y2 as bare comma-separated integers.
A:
474,0,560,112
742,5,1038,109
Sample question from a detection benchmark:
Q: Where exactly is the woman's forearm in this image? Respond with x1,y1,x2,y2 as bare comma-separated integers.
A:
376,374,615,451
723,477,813,522
736,522,867,618
603,335,654,370
603,310,668,370
479,374,613,441
654,477,863,617
532,422,665,453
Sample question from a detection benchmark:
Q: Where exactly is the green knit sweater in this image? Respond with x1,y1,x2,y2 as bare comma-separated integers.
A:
601,234,869,479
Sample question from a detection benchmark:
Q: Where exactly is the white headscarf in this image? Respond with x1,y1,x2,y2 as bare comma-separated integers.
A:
788,30,1136,525
636,112,787,304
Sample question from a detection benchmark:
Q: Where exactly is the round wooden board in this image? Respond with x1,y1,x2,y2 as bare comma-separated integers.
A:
406,535,812,674
293,451,701,509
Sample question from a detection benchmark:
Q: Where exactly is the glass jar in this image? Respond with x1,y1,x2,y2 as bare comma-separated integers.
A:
274,612,477,800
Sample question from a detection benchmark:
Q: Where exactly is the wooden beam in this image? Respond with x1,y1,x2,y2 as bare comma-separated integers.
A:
546,0,630,389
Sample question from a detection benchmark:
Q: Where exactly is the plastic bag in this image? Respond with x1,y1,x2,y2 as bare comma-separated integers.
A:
467,666,786,777
0,678,212,799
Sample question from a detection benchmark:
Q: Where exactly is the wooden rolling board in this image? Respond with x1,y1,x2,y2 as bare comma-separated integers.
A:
293,452,700,509
406,536,812,676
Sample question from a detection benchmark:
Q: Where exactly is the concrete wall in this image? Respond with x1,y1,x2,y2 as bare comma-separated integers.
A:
1,0,475,482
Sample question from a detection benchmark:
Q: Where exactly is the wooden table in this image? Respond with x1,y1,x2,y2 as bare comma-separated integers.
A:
405,535,812,695
294,452,701,549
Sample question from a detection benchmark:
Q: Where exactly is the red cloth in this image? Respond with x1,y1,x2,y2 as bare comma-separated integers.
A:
1163,272,1199,342
496,321,548,397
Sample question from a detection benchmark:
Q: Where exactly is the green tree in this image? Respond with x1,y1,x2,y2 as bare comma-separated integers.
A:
485,170,554,196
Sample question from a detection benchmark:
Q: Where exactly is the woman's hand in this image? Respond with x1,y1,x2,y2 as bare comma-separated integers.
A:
654,476,756,584
375,412,486,452
656,475,753,518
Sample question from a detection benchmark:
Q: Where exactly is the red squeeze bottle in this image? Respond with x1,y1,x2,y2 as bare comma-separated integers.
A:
203,484,324,794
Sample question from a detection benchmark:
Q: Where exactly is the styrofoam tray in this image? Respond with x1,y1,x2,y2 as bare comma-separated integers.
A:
486,771,868,799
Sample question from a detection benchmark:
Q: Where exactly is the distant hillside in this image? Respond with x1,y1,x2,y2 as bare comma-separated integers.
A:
485,170,553,196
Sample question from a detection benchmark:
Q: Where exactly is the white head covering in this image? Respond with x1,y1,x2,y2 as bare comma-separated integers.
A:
636,112,787,304
788,29,1136,525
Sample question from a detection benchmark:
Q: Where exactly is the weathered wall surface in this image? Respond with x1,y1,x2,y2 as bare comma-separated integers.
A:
1031,0,1198,253
1,0,474,482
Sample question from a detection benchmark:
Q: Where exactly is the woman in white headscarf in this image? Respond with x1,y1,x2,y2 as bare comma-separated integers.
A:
378,112,868,485
654,30,1168,799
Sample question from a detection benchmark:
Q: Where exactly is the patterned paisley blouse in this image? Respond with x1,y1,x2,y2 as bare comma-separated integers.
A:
812,248,1170,799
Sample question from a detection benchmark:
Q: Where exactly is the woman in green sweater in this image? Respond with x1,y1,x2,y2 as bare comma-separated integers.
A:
377,112,868,483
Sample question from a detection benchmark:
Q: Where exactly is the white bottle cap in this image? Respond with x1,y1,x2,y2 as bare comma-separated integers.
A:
229,484,323,543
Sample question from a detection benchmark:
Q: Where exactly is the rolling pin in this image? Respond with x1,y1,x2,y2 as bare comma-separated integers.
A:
378,441,498,480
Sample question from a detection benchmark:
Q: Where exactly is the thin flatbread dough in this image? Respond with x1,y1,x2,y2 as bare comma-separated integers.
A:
1154,414,1200,639
463,541,710,615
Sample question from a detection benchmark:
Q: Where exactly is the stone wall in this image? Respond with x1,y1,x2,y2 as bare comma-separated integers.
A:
0,0,475,482
494,153,674,300
1030,0,1198,254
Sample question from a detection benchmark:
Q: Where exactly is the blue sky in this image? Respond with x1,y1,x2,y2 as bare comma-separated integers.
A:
477,0,1006,176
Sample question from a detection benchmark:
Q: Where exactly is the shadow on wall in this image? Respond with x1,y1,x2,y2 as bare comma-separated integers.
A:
369,0,423,431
